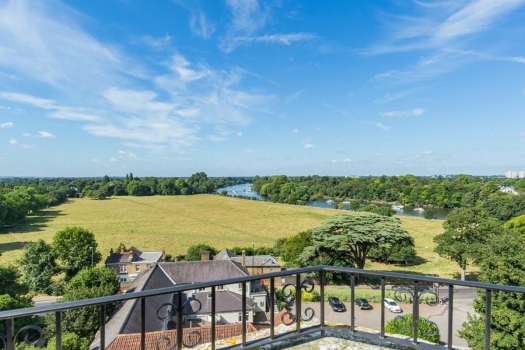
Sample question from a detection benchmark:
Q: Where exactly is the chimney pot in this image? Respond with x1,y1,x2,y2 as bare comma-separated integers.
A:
201,251,210,261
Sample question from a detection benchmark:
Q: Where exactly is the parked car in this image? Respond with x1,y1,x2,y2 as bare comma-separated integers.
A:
384,298,402,313
356,298,372,310
328,296,346,312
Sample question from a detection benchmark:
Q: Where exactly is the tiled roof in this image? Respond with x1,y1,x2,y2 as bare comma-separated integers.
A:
105,247,163,265
106,323,259,350
158,260,250,283
231,255,281,267
213,248,237,260
134,252,163,263
192,291,253,314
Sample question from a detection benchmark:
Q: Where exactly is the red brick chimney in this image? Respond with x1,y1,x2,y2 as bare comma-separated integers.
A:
201,251,210,261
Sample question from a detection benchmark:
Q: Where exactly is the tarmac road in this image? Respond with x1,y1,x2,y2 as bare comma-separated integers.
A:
302,287,477,348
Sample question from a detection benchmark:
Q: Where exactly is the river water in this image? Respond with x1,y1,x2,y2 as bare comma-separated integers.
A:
216,183,452,219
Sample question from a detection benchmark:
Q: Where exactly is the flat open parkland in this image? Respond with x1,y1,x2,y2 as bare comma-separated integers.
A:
0,195,465,279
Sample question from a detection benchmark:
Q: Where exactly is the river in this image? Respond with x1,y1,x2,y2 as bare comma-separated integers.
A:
216,183,452,219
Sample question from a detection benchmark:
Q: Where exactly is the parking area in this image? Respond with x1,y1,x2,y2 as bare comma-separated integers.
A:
302,289,475,348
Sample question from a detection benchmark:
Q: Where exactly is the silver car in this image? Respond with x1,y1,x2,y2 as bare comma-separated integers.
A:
384,298,402,313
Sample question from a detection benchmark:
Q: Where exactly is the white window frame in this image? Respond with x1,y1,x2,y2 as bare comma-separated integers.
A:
119,265,127,273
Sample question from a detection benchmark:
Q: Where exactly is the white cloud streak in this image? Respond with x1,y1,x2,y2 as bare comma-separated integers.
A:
381,108,425,117
190,10,215,40
0,122,13,127
38,131,55,138
304,143,314,149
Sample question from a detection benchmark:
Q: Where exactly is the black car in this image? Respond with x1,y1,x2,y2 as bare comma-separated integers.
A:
328,296,346,312
356,298,372,310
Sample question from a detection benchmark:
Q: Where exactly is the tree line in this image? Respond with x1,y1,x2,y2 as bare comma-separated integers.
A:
0,173,247,228
252,174,525,208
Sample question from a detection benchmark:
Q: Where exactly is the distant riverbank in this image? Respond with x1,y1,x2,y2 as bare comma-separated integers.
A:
216,184,452,219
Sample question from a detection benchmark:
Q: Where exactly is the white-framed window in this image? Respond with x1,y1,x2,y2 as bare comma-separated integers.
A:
270,267,275,272
135,265,140,272
119,278,127,282
119,265,127,273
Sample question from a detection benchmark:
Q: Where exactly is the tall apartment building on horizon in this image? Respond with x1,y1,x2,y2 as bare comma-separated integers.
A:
505,170,525,178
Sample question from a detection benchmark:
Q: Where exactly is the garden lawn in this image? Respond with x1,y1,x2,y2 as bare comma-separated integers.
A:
0,196,463,279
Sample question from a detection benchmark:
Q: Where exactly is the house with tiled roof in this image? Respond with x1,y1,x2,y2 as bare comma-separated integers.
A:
213,248,282,275
105,244,164,283
90,257,264,350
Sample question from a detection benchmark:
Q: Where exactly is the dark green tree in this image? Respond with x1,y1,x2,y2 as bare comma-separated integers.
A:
433,208,501,280
281,230,312,266
300,212,414,270
52,227,102,280
0,265,29,298
185,244,218,261
19,239,58,294
45,267,119,340
459,230,525,349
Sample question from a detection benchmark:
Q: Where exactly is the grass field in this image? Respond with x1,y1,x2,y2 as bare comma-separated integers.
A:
0,195,468,279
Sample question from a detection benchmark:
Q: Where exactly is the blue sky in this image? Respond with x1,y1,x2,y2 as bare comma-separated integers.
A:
1,0,524,177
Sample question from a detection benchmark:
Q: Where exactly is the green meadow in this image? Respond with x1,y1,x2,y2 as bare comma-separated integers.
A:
0,195,466,279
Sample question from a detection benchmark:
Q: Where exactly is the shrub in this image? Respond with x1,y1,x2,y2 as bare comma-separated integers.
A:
385,314,440,344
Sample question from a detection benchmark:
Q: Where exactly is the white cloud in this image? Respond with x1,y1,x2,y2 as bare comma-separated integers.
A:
365,122,391,132
344,158,352,163
292,128,299,133
8,137,17,145
331,160,338,163
423,150,434,155
109,157,117,162
236,132,243,136
23,133,31,137
0,122,13,127
304,143,314,149
138,34,172,49
226,0,268,34
381,108,425,117
0,0,130,89
242,148,255,154
38,131,55,138
223,32,317,52
91,158,102,163
373,88,422,104
190,10,215,40
118,150,136,159
286,89,306,105
323,102,347,115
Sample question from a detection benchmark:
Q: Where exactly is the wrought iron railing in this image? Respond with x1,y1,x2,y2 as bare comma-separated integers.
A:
1,265,525,350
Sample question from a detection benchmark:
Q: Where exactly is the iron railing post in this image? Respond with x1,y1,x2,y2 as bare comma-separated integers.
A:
99,304,106,349
350,273,355,332
176,292,183,350
413,281,419,344
242,281,247,346
447,285,454,349
295,273,301,334
485,290,492,350
6,318,14,350
320,270,325,333
140,298,145,350
55,311,62,350
211,286,216,350
381,277,385,338
270,277,275,339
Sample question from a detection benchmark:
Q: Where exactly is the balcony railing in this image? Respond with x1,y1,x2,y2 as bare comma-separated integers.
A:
2,265,525,350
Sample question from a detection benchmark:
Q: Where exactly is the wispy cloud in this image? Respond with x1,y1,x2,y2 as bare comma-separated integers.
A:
373,87,422,104
38,131,55,138
222,32,318,52
363,122,391,132
226,0,268,34
190,10,215,40
304,143,314,149
381,108,425,117
343,158,352,163
323,102,347,115
0,122,13,127
118,150,136,159
367,0,525,54
286,89,306,104
8,138,17,145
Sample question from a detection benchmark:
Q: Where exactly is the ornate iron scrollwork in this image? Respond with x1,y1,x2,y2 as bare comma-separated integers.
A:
392,285,439,306
280,278,316,325
0,324,44,349
156,296,203,349
391,285,440,337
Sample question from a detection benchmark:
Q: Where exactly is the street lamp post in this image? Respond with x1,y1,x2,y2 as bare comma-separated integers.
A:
252,242,255,275
90,246,94,268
